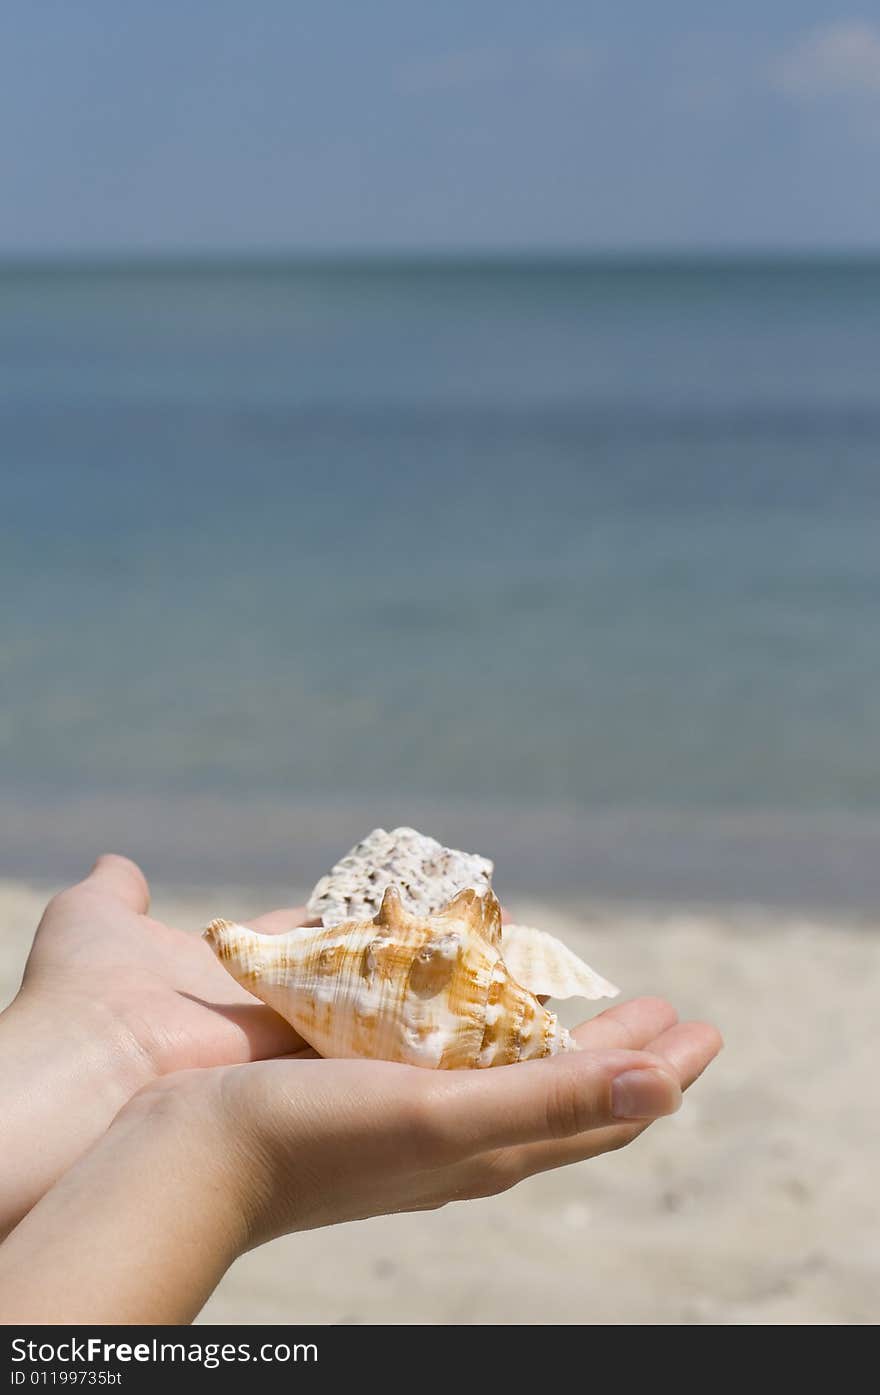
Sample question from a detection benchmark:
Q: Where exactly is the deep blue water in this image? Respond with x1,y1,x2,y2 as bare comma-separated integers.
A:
3,257,880,894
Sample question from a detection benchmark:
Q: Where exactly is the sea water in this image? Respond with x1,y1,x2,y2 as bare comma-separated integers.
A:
3,257,880,900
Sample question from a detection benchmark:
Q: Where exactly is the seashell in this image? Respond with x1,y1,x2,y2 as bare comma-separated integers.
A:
303,825,618,1007
502,924,619,1001
204,885,577,1069
306,826,493,927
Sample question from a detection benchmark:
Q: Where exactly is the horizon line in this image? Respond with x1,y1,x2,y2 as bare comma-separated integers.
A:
3,244,880,268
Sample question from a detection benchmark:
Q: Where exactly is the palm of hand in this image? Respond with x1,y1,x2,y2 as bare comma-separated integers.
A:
22,855,306,1076
206,991,721,1238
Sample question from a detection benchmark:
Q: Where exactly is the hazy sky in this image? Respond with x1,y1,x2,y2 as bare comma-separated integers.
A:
2,2,880,252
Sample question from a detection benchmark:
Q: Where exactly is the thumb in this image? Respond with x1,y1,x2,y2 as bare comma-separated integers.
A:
82,853,151,914
422,1047,682,1156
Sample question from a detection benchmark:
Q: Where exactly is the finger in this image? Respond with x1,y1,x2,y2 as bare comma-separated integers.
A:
82,853,150,914
481,1019,723,1186
246,906,316,935
638,1020,723,1087
418,1047,682,1159
572,997,679,1052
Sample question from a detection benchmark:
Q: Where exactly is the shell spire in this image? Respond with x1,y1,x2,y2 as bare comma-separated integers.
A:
373,882,411,930
436,885,503,947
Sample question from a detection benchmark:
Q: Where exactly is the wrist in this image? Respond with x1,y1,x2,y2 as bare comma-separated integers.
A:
0,988,157,1237
3,983,157,1101
0,1069,254,1323
120,1070,265,1259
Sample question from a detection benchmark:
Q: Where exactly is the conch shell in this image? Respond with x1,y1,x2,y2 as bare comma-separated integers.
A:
204,826,618,1070
205,886,578,1069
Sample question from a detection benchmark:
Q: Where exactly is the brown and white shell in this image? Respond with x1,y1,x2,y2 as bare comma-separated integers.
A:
205,886,579,1069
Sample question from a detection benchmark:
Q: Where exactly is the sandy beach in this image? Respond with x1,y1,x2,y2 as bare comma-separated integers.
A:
7,4,880,1336
1,878,876,1325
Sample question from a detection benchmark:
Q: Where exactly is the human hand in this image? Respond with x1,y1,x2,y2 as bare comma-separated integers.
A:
0,996,721,1323
0,854,305,1235
208,994,721,1239
20,852,308,1072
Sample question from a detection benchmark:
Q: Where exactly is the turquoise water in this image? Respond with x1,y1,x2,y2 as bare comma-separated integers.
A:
3,257,880,896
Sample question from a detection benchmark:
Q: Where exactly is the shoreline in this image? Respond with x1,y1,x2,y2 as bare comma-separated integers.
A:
5,791,880,913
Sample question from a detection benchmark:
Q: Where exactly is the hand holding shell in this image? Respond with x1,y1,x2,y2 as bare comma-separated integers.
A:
204,828,618,1070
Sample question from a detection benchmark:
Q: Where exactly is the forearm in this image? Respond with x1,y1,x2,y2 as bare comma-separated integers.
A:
0,991,153,1239
0,1078,247,1325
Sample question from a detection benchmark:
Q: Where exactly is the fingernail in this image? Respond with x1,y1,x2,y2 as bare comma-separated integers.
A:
611,1069,681,1120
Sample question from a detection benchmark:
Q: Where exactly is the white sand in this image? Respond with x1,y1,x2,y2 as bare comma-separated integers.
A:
1,881,878,1325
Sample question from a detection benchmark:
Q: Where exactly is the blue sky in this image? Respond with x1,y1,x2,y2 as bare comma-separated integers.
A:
2,2,880,252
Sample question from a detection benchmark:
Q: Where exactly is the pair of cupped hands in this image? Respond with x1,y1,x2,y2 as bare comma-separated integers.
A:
0,855,721,1323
